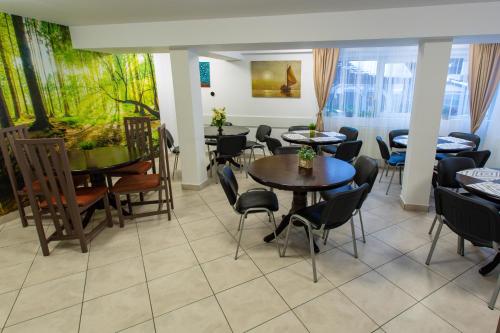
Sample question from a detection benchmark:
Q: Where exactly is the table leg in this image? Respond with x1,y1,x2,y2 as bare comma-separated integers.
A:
263,191,320,253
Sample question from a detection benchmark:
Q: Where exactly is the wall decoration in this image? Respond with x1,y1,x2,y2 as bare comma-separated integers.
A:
199,61,210,87
251,60,301,98
0,12,160,216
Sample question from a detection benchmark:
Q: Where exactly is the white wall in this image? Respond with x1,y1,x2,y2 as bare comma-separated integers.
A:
199,52,316,142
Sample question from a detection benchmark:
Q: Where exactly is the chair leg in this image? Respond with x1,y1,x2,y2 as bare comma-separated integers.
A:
350,217,358,258
173,154,179,178
323,230,330,245
115,193,125,228
426,217,444,265
103,194,113,228
489,270,500,309
126,194,133,214
399,166,402,184
458,236,465,256
307,224,318,283
428,215,438,234
358,210,366,243
17,199,29,227
235,214,245,260
270,212,281,257
282,219,293,257
261,146,266,157
379,164,386,183
386,166,396,195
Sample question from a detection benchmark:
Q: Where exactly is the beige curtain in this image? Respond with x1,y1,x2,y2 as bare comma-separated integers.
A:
468,43,500,133
313,48,340,131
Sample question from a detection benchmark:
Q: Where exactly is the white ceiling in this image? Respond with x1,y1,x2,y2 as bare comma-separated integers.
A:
1,0,498,26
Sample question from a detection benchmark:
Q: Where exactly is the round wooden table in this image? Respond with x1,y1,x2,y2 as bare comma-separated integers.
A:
247,155,356,245
204,125,250,138
281,130,346,149
393,135,475,153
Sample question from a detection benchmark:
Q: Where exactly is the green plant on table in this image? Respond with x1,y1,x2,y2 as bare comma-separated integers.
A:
308,123,316,131
79,140,96,150
211,107,227,127
298,146,316,161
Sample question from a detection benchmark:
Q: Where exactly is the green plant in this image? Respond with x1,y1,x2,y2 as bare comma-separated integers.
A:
79,140,96,150
298,146,316,161
210,107,227,127
308,123,316,130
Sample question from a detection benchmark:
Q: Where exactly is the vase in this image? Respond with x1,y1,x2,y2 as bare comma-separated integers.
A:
217,126,223,135
298,158,313,169
309,130,315,137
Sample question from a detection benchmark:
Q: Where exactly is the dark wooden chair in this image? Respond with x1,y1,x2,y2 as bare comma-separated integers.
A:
14,137,112,255
111,124,173,227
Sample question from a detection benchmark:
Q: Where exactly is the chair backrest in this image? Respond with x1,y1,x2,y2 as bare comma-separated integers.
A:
334,140,363,163
217,166,239,206
376,136,391,161
320,183,369,229
456,150,491,168
124,117,156,172
158,124,172,182
164,128,175,149
0,125,29,195
435,186,500,244
265,136,282,155
449,132,481,151
14,138,80,235
339,127,359,141
216,135,246,157
288,125,309,132
353,155,379,191
389,129,409,148
436,156,476,189
255,125,272,143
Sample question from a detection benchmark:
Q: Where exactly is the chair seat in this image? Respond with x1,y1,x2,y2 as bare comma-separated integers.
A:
245,140,264,149
39,186,108,208
235,190,279,214
172,146,180,154
435,153,451,161
387,152,406,166
205,139,217,146
110,161,152,175
294,202,328,229
23,175,89,193
112,174,161,194
320,184,353,201
320,145,338,155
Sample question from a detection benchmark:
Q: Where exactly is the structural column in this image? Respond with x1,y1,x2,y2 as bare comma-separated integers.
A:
153,53,178,141
169,50,208,189
400,39,452,209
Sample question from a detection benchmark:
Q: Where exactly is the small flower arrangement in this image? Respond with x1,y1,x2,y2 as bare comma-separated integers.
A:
211,107,227,128
308,123,316,137
298,146,316,169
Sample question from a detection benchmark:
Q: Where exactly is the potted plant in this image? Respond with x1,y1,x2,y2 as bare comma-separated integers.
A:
298,146,316,169
211,107,227,135
308,123,316,137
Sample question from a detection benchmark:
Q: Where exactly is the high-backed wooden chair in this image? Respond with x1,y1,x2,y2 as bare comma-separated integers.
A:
14,138,112,255
111,124,173,227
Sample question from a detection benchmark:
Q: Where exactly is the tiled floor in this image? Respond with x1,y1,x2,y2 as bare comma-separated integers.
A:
0,157,499,332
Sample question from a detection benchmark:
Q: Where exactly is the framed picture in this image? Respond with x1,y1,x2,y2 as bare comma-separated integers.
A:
199,62,210,87
251,60,301,98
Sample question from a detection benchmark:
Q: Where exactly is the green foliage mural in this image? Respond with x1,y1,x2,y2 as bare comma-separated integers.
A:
0,12,160,215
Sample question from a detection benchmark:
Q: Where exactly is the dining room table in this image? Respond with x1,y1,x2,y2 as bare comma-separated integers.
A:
247,154,356,252
393,135,476,153
281,130,347,152
456,167,500,276
68,146,144,226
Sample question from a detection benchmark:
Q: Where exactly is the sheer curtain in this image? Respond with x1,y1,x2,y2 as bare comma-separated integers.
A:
324,46,418,158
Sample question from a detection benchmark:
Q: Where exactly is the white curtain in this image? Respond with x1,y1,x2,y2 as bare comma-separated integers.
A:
478,91,500,167
324,46,418,158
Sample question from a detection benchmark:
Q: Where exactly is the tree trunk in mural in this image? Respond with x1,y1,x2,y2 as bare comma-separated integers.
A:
147,54,160,111
11,15,50,130
0,36,21,119
0,88,13,128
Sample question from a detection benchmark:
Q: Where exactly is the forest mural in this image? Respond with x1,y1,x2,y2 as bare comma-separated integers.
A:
0,12,160,215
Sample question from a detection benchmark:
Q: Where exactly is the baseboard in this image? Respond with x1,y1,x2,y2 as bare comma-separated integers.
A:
181,179,210,191
399,195,429,212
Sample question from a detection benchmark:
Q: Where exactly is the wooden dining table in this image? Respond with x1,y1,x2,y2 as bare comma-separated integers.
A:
247,155,355,251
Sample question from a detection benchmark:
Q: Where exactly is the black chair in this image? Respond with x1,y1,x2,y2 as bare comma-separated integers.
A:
282,184,369,282
244,125,272,161
456,150,491,168
376,136,405,195
217,166,280,259
265,136,301,155
321,126,359,155
426,186,500,309
320,156,378,243
165,129,180,178
449,132,481,151
429,157,477,235
389,129,409,150
288,125,309,132
333,140,363,164
211,135,247,179
205,122,233,152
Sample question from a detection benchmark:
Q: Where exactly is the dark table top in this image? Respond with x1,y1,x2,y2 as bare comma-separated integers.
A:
456,168,500,204
247,155,355,192
393,135,475,153
68,146,143,174
204,125,250,138
281,130,346,146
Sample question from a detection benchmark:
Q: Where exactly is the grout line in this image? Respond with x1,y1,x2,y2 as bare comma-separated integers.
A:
77,236,92,333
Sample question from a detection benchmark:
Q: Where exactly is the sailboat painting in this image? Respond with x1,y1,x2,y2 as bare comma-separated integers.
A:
251,61,301,98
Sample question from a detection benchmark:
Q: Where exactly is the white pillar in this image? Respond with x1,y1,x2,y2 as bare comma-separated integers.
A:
400,39,452,210
153,53,178,142
169,50,208,189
